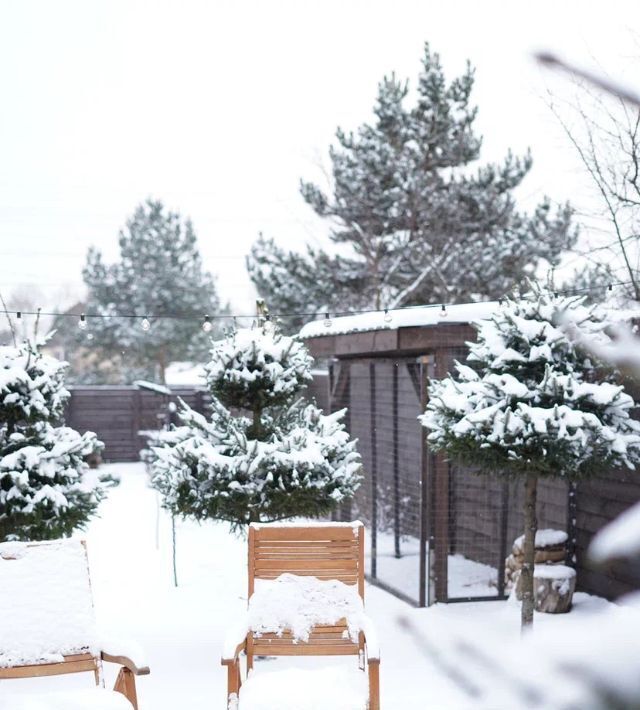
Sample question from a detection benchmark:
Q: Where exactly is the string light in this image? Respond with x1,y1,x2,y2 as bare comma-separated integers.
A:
263,314,274,333
1,278,634,329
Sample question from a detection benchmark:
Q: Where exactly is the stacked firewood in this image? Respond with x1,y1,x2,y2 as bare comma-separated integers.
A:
505,528,568,589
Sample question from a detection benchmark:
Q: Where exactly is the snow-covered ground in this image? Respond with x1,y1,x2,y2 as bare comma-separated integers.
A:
369,531,498,602
1,463,631,709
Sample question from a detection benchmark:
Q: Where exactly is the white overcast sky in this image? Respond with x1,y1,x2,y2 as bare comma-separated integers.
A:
1,0,639,315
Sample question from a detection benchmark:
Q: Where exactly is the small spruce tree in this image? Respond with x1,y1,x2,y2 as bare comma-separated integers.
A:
149,324,361,530
76,198,223,383
421,289,640,629
0,341,107,541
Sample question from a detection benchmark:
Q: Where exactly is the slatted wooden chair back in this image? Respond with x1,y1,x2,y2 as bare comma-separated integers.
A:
247,522,364,660
0,539,102,682
0,538,148,709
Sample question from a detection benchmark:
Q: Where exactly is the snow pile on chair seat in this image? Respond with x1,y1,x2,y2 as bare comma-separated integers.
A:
248,574,365,642
0,539,98,667
235,666,368,710
0,688,132,710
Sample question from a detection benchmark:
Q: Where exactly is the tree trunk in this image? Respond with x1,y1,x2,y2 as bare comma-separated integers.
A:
158,347,167,385
252,407,263,440
520,474,538,631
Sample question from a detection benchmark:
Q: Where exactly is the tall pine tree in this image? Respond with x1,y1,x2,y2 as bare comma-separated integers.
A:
0,340,107,541
148,322,361,530
248,44,576,330
421,288,640,628
77,199,223,383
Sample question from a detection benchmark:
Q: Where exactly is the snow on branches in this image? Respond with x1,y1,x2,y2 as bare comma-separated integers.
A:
0,346,68,425
149,327,361,529
421,292,640,479
0,342,107,541
205,327,313,411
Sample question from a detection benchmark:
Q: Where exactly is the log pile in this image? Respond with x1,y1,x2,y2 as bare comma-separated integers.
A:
506,529,575,613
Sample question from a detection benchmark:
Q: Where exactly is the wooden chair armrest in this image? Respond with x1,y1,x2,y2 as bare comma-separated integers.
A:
221,638,247,666
360,615,380,662
221,614,250,665
101,651,150,676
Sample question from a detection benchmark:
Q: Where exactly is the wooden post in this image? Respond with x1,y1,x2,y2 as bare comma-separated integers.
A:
369,362,378,579
432,350,449,603
497,481,509,598
566,481,577,567
132,389,142,461
392,362,401,559
418,356,430,608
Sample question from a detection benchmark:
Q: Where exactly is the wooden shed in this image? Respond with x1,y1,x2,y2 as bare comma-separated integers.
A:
300,303,640,606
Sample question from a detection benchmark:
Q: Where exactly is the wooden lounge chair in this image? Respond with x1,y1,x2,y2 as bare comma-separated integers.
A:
0,539,149,709
221,522,380,710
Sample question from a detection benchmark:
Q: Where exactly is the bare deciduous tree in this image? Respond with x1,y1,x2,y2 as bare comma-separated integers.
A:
547,75,640,301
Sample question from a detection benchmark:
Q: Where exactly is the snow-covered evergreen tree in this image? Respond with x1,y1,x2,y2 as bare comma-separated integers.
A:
248,43,576,330
0,341,107,541
420,288,640,628
72,199,223,383
148,325,361,530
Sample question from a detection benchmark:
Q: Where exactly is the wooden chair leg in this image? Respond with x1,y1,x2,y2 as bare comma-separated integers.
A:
227,659,242,707
114,667,139,710
368,660,380,710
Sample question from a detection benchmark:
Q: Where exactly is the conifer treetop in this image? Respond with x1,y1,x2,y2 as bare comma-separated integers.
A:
0,343,69,426
421,289,640,479
205,327,313,411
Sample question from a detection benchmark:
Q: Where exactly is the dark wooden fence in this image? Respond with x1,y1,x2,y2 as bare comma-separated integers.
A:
65,377,330,463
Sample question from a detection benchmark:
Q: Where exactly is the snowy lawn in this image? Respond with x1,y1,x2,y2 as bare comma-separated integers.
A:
0,463,627,709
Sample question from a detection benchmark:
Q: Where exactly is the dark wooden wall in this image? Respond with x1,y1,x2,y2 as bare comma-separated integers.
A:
65,386,210,462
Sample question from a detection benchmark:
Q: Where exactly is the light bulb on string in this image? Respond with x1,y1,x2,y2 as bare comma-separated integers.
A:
263,315,274,333
141,317,151,332
324,312,332,328
15,311,22,323
78,313,88,330
439,304,448,318
383,309,392,323
202,315,213,333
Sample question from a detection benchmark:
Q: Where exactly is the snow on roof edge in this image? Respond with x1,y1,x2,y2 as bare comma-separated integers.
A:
299,302,499,339
250,521,363,529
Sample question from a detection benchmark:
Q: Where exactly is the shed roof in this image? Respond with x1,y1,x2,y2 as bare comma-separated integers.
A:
299,302,498,340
